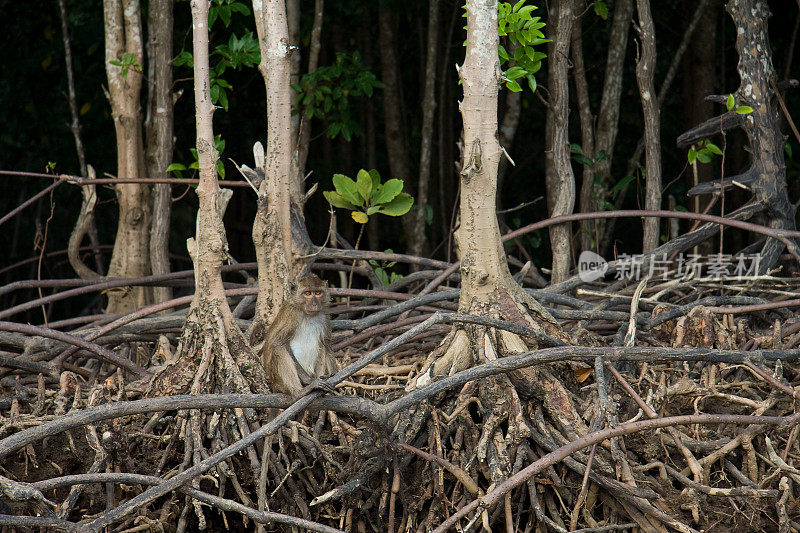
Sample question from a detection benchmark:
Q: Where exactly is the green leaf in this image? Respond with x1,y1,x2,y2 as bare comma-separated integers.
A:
611,175,635,198
512,0,525,13
498,44,509,61
374,268,389,286
166,163,186,172
216,159,225,179
726,93,735,111
785,142,793,158
570,143,584,155
351,211,369,224
231,2,250,15
697,150,712,164
332,174,362,206
505,65,526,79
735,105,753,115
688,148,698,164
506,79,522,92
368,169,381,193
323,190,358,210
173,51,194,67
366,205,381,215
377,193,414,216
705,142,722,155
356,169,373,201
572,153,593,166
595,150,609,162
372,178,403,204
594,0,608,19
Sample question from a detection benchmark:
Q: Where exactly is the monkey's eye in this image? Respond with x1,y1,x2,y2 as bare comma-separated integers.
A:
303,291,312,296
314,291,323,296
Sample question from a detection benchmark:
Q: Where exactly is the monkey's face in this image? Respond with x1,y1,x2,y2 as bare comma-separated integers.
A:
301,288,326,316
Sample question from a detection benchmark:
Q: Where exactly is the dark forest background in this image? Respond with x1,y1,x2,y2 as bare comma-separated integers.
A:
1,0,798,318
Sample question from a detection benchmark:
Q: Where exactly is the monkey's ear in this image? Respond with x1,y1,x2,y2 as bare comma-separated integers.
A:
287,280,297,293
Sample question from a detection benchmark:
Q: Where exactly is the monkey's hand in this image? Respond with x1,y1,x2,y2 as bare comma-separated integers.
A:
300,377,336,396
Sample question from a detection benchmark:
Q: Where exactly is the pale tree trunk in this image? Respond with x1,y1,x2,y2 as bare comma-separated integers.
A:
145,0,174,304
104,0,153,313
544,0,576,283
635,0,661,253
416,0,574,468
189,0,231,309
457,0,507,307
148,0,268,450
287,0,301,194
572,20,596,253
409,0,440,255
252,0,293,330
435,0,565,367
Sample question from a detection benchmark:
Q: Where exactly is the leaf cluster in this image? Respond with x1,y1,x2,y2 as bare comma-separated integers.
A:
323,169,414,224
726,93,753,115
687,139,722,165
369,249,403,286
497,0,549,92
109,52,142,78
172,0,258,111
167,134,226,180
291,52,383,141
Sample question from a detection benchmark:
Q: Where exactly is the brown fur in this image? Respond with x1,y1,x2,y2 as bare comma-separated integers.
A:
261,274,337,396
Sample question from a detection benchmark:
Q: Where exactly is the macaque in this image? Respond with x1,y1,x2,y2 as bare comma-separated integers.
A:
262,274,337,396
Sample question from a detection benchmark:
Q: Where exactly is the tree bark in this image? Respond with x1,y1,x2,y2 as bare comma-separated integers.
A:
593,0,633,246
600,0,709,254
145,0,174,305
190,0,230,303
253,0,293,327
458,0,504,304
103,0,153,313
287,0,301,196
571,19,596,253
635,0,661,253
727,0,796,268
148,0,268,418
544,0,576,283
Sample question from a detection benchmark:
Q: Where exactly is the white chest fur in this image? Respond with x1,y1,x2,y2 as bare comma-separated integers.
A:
290,315,326,376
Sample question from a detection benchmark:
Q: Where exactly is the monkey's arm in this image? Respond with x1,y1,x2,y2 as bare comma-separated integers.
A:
266,345,304,396
314,345,338,377
262,307,305,396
